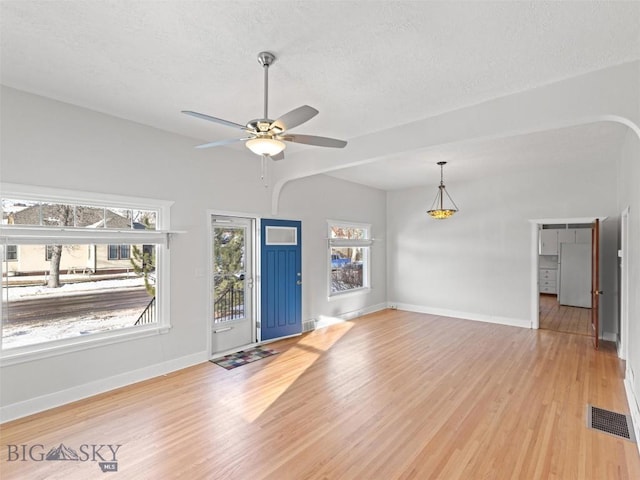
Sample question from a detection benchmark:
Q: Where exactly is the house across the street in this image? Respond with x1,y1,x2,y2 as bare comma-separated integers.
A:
3,204,153,277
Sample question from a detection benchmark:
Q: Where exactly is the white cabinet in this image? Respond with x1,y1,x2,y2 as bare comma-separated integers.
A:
539,268,558,294
542,227,592,255
540,230,558,255
558,229,576,245
575,228,592,244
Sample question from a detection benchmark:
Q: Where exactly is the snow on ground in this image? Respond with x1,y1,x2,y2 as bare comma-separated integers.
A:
3,307,143,349
3,277,146,300
2,276,150,349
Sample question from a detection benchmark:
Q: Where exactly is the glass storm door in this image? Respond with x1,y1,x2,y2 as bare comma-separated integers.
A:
211,216,254,355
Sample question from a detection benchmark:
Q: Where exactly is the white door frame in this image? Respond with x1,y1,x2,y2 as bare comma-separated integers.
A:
207,210,260,358
529,217,602,330
619,206,630,360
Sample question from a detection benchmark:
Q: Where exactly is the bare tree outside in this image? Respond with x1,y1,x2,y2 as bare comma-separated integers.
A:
45,205,73,288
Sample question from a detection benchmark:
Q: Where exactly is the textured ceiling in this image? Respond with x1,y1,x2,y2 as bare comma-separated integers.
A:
1,1,639,189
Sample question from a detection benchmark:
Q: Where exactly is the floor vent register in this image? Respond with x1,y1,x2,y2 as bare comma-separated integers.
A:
587,404,636,442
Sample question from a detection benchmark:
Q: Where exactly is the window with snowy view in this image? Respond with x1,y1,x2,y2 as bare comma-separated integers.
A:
1,186,171,357
328,221,371,296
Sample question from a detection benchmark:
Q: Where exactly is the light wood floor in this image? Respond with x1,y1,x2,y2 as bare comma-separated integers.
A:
2,309,639,479
539,293,592,336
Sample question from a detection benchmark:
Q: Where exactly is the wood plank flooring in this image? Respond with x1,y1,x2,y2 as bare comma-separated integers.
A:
539,293,592,336
1,309,639,479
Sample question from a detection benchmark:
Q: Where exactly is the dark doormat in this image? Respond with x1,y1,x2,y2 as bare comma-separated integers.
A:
211,346,279,370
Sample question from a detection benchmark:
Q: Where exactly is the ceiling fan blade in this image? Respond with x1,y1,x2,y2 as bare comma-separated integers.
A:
195,137,250,149
270,151,285,161
279,134,347,148
270,105,319,133
182,110,248,131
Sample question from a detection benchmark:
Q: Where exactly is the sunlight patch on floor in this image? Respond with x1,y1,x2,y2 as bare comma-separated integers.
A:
316,314,347,330
239,320,354,422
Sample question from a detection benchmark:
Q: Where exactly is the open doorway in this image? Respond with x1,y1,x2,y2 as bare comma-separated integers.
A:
538,223,593,336
539,292,592,335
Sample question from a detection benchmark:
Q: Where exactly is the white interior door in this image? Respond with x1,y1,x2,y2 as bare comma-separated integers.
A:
211,215,255,355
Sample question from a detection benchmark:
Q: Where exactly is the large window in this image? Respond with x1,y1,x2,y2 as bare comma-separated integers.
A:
328,221,371,296
1,184,173,362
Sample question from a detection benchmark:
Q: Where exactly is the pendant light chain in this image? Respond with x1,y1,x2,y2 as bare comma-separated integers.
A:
439,162,445,210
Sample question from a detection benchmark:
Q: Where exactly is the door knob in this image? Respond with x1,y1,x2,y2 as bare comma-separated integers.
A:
296,280,302,285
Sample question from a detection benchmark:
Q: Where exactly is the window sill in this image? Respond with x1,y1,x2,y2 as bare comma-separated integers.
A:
328,287,371,301
0,324,171,367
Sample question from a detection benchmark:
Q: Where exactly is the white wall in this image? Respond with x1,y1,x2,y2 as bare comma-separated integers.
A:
0,87,386,420
617,128,640,440
278,174,387,324
387,149,620,331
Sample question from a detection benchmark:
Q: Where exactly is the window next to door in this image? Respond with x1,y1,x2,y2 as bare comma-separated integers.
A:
328,220,372,297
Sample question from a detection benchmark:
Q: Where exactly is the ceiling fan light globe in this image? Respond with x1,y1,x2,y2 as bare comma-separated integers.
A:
245,138,286,156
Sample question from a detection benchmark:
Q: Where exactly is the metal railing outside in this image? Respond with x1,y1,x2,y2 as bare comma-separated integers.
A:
214,286,244,322
135,296,156,325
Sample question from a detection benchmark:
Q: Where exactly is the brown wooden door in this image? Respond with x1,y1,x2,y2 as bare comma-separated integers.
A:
591,218,600,349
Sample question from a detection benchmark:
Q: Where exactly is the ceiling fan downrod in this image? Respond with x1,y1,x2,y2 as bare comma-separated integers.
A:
181,50,346,154
257,51,275,121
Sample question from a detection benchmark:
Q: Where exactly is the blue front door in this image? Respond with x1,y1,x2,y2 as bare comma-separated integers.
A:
260,219,302,341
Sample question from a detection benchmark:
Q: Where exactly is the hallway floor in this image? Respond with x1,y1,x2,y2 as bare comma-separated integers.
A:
539,293,591,336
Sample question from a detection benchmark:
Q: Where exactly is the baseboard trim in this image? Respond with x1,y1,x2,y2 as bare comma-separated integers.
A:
602,332,617,343
0,350,208,424
390,302,531,329
312,303,388,330
338,302,388,321
624,367,640,456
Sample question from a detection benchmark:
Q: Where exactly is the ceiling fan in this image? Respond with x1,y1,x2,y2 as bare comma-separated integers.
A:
182,51,347,161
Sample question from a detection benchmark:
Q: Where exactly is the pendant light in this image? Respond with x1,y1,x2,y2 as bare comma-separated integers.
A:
427,161,459,219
